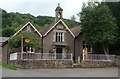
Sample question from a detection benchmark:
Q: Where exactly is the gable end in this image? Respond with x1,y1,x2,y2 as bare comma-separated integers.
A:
43,19,75,38
12,22,42,37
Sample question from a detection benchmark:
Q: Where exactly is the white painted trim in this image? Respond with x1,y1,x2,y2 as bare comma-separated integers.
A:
43,19,75,38
60,20,75,38
63,32,64,42
43,20,60,36
12,22,42,37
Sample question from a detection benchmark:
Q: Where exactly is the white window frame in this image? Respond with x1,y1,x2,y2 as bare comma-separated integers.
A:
55,32,64,42
25,46,35,53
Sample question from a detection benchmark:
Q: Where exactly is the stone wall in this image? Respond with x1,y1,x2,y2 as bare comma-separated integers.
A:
10,60,73,69
116,56,120,68
73,60,117,68
9,58,119,69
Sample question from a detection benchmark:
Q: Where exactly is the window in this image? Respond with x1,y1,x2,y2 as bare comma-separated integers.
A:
55,32,64,42
83,41,92,53
23,46,34,53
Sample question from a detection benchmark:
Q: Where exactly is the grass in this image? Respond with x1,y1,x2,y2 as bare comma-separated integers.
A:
0,61,17,70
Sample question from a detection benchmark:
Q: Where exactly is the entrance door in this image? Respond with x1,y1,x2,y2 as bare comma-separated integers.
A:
56,47,62,59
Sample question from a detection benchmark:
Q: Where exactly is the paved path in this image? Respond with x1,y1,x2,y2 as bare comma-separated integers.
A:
2,67,118,77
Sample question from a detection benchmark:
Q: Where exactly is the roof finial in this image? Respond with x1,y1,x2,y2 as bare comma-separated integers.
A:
58,3,60,6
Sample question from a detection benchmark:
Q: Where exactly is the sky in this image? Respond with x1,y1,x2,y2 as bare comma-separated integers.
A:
0,0,91,21
4,0,120,21
0,0,119,21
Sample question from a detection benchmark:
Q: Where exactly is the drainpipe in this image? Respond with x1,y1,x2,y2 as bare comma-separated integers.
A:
41,36,43,59
73,38,76,63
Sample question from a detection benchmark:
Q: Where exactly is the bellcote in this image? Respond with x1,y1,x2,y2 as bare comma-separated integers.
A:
55,3,63,23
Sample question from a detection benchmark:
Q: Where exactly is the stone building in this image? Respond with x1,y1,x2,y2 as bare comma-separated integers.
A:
2,4,92,64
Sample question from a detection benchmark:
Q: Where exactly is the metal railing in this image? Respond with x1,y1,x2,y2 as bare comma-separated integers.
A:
83,54,116,61
17,53,72,60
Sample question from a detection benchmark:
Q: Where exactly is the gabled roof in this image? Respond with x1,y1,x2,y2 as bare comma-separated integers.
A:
40,23,54,36
12,22,42,37
70,26,81,37
41,19,75,38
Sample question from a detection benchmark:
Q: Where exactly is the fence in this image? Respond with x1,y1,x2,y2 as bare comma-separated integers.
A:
83,54,116,61
16,53,72,60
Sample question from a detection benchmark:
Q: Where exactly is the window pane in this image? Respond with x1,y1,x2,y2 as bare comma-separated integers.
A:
28,46,30,51
55,32,64,42
61,33,62,42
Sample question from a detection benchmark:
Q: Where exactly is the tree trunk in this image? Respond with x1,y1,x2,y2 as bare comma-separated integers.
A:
102,42,109,60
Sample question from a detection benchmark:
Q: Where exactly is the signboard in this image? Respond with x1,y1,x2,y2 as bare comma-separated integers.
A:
25,38,30,43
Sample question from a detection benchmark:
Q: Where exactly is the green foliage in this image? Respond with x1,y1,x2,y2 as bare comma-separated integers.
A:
104,2,120,55
8,34,21,48
79,2,118,55
80,2,118,44
64,19,80,28
2,27,15,37
8,31,42,50
105,2,120,34
1,8,79,37
0,62,17,70
36,16,54,27
49,49,54,53
105,2,120,41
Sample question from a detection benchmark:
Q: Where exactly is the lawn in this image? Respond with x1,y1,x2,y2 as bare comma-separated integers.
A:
0,61,17,70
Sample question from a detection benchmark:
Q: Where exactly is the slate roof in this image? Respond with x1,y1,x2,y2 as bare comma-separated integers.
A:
40,22,81,37
39,23,54,36
70,26,81,37
1,24,81,46
39,19,76,38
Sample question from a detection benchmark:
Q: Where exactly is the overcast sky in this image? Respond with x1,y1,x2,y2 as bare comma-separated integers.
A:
0,0,109,21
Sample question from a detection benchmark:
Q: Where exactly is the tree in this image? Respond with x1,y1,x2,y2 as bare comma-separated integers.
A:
1,8,80,36
105,2,120,55
2,27,15,37
79,2,118,57
104,2,120,41
8,31,42,53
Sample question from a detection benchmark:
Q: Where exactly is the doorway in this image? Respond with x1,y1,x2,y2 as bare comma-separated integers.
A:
56,47,62,59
